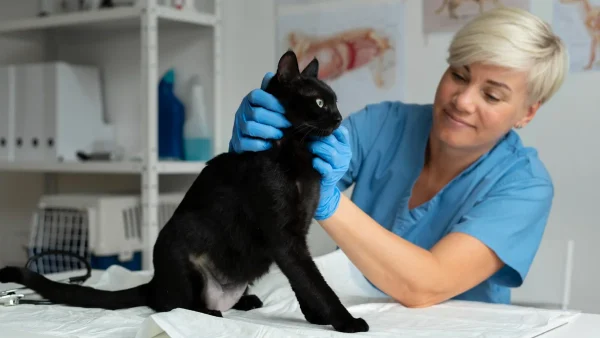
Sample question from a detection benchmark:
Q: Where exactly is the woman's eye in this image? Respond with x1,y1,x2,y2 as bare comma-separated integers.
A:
485,93,500,102
451,72,466,82
316,98,324,108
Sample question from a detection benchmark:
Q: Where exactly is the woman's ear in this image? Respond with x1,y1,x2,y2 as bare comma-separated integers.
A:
516,101,541,128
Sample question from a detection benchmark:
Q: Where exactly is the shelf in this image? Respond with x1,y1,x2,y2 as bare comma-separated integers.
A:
155,6,217,27
0,160,207,175
0,5,217,34
0,160,142,174
158,161,206,174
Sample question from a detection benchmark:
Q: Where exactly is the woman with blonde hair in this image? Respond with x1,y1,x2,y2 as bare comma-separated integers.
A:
229,7,569,307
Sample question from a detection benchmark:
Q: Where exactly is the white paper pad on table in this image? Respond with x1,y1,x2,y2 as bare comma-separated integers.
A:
0,249,580,338
137,249,580,338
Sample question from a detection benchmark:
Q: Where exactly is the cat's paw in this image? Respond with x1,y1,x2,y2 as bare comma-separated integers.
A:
196,307,223,317
0,267,23,284
332,317,369,333
232,294,263,311
205,309,223,317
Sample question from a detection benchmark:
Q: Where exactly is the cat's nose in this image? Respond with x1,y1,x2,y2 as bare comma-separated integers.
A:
331,116,342,129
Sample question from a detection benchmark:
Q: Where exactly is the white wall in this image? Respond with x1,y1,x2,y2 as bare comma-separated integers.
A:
0,0,598,314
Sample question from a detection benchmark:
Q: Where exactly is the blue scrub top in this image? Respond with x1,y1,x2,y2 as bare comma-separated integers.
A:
338,100,554,304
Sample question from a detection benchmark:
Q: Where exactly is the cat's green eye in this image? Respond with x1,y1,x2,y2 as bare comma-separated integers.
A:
316,98,324,108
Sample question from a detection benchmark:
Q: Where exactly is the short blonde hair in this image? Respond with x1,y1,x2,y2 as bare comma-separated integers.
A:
447,6,569,105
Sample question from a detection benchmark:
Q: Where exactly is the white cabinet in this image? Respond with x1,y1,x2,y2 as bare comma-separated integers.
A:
0,0,222,269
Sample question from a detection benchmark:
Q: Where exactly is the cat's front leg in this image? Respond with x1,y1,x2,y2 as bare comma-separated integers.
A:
292,285,328,325
271,241,369,333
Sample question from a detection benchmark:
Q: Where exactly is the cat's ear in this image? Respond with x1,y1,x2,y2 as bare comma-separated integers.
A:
301,58,319,78
276,50,300,82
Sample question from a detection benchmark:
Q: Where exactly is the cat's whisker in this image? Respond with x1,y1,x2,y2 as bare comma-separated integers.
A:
290,127,308,137
297,124,317,139
300,129,314,144
291,123,317,137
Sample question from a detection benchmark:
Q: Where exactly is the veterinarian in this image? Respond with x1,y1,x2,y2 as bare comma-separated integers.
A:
228,7,568,307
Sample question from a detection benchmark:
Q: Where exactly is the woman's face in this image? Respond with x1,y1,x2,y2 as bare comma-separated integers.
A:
431,62,540,153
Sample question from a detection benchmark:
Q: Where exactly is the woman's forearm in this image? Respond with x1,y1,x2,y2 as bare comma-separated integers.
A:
317,193,458,307
318,193,445,306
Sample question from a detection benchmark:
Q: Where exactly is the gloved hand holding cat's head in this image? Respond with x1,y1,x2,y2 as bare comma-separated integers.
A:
229,50,352,221
265,50,343,135
230,51,343,154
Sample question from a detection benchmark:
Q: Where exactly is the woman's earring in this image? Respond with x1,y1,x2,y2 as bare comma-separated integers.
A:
515,123,524,129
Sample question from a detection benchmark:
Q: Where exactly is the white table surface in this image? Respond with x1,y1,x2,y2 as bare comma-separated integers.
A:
2,269,599,337
541,313,600,337
1,309,597,338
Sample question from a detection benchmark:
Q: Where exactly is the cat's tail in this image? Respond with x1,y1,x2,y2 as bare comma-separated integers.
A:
0,266,149,309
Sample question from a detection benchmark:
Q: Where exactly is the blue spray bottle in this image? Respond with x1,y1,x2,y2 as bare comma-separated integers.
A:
158,68,185,160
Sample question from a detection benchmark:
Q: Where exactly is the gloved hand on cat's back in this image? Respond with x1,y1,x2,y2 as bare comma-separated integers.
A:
229,72,352,220
228,72,291,153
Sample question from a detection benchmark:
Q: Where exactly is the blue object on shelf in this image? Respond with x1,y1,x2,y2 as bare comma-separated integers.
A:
184,137,212,161
26,246,143,272
158,68,185,160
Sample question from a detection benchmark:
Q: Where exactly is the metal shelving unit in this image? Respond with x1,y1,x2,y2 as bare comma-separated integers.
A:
0,0,221,270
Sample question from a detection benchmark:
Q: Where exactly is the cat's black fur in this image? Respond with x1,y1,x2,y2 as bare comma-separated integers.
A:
0,50,369,333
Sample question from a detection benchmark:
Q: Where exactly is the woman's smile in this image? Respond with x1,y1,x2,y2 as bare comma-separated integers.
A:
443,109,475,129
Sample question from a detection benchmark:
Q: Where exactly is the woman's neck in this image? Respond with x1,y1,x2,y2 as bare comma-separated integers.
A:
423,135,493,187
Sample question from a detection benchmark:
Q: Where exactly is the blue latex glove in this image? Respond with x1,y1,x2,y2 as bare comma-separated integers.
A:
309,126,352,220
229,72,291,153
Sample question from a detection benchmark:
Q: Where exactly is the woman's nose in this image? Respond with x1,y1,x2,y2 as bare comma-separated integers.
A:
453,88,476,115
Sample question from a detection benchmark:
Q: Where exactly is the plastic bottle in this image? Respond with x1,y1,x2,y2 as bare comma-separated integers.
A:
183,78,212,161
158,68,185,160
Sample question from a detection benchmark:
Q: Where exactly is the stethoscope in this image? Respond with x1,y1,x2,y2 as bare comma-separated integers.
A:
0,250,91,306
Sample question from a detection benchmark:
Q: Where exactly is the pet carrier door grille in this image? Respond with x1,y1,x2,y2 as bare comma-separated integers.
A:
27,207,90,274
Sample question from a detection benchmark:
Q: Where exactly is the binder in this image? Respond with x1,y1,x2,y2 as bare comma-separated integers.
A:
0,62,114,163
0,66,15,161
14,64,47,162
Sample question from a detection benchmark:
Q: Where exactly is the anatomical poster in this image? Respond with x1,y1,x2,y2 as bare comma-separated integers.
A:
553,0,600,72
423,0,532,34
276,0,405,118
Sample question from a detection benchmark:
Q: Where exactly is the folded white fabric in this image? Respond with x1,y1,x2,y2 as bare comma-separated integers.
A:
0,249,580,338
136,250,580,338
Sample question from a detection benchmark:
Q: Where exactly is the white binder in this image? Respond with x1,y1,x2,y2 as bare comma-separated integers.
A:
14,64,48,161
0,66,15,161
0,62,114,163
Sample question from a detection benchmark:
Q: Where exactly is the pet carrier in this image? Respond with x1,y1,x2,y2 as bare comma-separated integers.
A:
25,193,184,274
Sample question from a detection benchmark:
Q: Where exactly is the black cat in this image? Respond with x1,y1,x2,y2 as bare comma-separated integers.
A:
0,50,369,333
